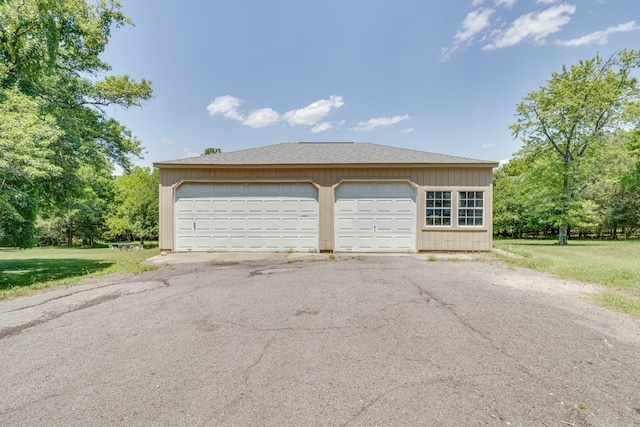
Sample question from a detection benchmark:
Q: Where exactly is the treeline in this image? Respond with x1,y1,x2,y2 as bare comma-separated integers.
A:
494,133,640,239
34,167,159,247
0,0,153,248
493,50,640,242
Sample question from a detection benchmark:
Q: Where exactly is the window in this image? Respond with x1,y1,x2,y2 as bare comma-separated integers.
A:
425,191,451,226
458,191,484,226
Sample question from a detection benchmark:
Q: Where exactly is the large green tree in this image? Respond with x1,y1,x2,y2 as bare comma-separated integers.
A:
510,50,640,244
0,0,152,247
104,166,158,244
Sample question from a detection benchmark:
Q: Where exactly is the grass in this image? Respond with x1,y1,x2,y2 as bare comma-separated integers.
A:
493,238,640,317
0,246,160,300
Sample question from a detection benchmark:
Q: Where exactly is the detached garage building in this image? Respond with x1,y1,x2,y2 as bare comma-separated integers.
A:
153,142,498,253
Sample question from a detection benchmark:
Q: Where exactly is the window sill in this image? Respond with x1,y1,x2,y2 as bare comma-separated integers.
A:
421,227,488,232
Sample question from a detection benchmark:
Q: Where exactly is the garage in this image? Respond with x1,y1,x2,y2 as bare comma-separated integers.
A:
334,182,416,252
174,183,319,251
155,142,498,253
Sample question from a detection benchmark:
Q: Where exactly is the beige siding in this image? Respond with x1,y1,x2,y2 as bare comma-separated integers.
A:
157,166,494,252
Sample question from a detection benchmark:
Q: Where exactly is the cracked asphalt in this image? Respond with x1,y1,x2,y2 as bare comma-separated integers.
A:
1,253,640,426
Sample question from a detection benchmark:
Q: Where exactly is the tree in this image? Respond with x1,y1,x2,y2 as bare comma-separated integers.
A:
104,166,158,244
0,0,153,247
0,89,61,246
203,147,222,155
510,50,640,244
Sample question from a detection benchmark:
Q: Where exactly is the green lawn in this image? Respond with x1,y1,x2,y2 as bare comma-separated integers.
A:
0,246,160,299
493,239,640,317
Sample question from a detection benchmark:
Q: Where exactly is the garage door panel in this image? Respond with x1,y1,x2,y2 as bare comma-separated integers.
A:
300,200,317,212
375,200,395,213
175,183,318,252
299,218,317,231
392,217,415,231
335,183,416,252
354,218,375,232
176,200,196,214
264,200,281,212
246,218,264,231
376,218,394,232
195,218,212,232
176,218,194,233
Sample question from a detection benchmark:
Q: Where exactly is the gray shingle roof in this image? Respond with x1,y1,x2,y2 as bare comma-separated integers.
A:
154,142,498,167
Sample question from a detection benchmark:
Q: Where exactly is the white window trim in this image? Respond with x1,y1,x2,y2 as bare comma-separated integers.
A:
457,190,485,228
424,190,453,227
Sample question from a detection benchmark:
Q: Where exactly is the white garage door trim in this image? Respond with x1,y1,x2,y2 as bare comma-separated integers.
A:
174,183,319,252
334,182,416,252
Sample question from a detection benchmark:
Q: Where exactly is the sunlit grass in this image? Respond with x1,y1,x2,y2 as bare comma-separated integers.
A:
493,239,640,316
0,246,160,299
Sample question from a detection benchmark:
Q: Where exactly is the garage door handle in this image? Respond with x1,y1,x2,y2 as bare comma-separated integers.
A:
193,222,196,231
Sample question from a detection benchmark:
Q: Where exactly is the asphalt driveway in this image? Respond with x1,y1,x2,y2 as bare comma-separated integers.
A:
1,253,639,426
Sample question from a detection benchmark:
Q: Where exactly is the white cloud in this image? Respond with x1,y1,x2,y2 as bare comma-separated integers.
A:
481,143,495,148
311,122,333,133
163,138,174,145
536,0,558,3
400,128,414,134
556,21,639,47
242,108,280,128
441,7,495,61
283,95,344,126
352,115,412,132
439,46,458,62
206,95,244,121
206,95,346,132
484,3,575,50
495,0,517,7
499,158,510,167
455,8,495,44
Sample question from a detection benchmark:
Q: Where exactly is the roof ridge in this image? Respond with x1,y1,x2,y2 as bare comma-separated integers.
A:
154,142,498,166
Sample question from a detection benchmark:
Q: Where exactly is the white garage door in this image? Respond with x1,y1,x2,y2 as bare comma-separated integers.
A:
174,183,318,252
334,182,416,252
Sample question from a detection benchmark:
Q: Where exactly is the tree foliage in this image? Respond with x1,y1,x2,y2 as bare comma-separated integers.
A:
510,50,640,244
494,132,640,239
0,0,153,247
104,167,158,244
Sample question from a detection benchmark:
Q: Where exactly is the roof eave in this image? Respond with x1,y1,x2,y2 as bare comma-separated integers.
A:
152,162,500,169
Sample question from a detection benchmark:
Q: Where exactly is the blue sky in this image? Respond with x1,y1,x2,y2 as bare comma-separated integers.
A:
101,0,639,167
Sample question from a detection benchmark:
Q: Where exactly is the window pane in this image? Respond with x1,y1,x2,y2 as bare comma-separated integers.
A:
425,191,451,226
457,191,484,227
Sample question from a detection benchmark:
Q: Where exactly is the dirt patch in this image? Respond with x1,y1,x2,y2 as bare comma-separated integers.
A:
209,261,241,267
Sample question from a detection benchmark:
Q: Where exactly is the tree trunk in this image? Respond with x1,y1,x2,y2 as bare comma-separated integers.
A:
558,222,569,245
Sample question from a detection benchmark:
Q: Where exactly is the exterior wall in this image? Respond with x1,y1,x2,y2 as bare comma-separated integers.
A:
158,166,494,252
